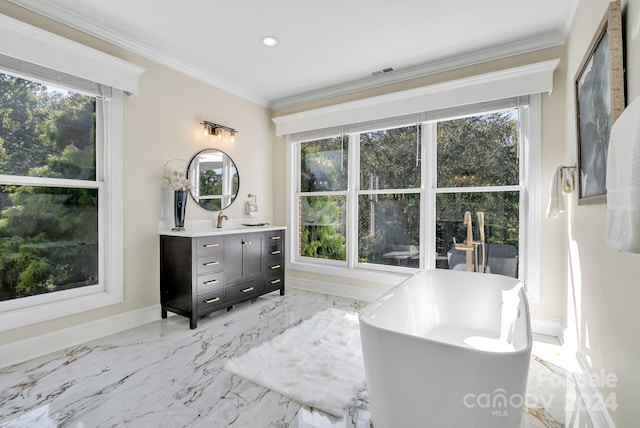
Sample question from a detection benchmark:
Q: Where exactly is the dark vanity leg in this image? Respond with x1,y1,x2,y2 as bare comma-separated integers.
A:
190,317,197,329
280,285,285,296
161,308,167,319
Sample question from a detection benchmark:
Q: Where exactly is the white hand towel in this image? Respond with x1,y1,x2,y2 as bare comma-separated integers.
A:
546,167,565,219
606,95,640,253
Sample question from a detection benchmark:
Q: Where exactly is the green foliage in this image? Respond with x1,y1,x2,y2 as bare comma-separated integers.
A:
437,112,519,187
436,112,521,257
300,195,346,261
200,169,223,196
299,110,521,267
300,136,348,192
357,127,421,264
359,127,420,189
0,74,98,301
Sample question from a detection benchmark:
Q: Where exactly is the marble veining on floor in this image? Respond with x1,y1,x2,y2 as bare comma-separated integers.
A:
0,289,595,427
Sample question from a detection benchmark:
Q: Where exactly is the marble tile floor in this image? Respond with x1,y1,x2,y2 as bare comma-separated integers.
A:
0,289,596,428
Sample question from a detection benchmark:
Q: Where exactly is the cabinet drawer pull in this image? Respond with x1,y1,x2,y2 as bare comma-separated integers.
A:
270,250,281,255
204,297,220,304
203,261,220,266
203,243,219,248
269,279,281,285
203,279,219,285
242,241,252,246
241,287,254,293
269,264,281,270
270,236,281,240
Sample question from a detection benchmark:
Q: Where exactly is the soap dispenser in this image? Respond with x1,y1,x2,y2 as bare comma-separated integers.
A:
246,194,259,217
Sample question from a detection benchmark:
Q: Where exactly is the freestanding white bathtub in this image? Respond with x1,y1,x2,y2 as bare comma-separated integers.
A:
359,269,531,428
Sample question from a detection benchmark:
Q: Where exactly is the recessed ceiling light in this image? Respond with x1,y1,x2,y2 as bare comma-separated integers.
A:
261,36,279,47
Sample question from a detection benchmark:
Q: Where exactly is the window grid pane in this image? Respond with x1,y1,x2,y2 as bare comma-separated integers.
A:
357,193,420,267
298,195,347,261
436,109,520,188
435,191,519,277
300,136,348,192
359,125,421,190
0,185,99,301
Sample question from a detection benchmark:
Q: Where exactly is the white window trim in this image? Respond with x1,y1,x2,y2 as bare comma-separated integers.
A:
0,15,141,331
0,14,144,94
273,59,558,136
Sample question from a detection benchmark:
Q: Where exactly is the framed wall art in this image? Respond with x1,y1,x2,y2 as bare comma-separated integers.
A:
575,0,625,204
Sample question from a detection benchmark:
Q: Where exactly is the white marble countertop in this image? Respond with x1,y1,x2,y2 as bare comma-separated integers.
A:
158,219,286,237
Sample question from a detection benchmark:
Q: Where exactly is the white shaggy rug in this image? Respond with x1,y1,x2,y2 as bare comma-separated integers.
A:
223,308,366,417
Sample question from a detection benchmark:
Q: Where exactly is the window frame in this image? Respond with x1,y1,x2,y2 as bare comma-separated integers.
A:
286,94,542,303
0,14,142,331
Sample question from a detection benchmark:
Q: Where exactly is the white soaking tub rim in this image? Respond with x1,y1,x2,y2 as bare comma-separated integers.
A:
358,269,532,356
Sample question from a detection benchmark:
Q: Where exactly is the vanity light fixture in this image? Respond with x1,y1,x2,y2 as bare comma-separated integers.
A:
201,121,238,142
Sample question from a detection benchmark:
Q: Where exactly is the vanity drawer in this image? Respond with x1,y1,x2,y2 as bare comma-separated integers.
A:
265,246,283,258
264,260,283,275
226,279,265,302
197,236,224,256
197,271,224,294
264,274,284,293
197,289,225,314
265,231,283,243
197,254,224,275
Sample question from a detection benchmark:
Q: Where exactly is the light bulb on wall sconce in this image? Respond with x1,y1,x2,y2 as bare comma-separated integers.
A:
200,120,238,143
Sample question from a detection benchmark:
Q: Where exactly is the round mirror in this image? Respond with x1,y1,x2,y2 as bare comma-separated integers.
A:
187,149,239,211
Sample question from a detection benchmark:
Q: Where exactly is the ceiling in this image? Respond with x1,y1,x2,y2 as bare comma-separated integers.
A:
8,0,578,109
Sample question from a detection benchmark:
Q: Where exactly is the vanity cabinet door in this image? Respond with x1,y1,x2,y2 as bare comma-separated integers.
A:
224,233,264,285
244,233,264,280
225,234,246,285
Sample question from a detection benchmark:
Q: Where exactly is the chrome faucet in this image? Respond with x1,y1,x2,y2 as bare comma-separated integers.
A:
217,211,228,229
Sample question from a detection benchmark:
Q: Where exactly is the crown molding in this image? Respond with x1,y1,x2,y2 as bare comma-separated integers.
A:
270,31,565,110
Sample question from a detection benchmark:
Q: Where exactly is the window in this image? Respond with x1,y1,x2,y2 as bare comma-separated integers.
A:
278,61,555,301
357,126,421,268
434,109,523,276
0,69,122,329
299,136,348,262
0,15,142,331
291,98,534,281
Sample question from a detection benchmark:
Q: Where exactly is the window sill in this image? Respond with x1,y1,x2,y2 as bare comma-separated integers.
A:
0,288,123,332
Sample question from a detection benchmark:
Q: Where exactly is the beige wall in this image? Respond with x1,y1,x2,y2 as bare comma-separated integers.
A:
0,2,276,345
563,0,640,425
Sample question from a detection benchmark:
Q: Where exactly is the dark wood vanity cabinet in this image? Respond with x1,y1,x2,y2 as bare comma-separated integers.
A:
160,229,285,329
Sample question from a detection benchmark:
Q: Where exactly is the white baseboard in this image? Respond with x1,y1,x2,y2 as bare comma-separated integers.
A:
574,353,617,428
0,304,162,369
288,276,388,303
531,316,565,341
